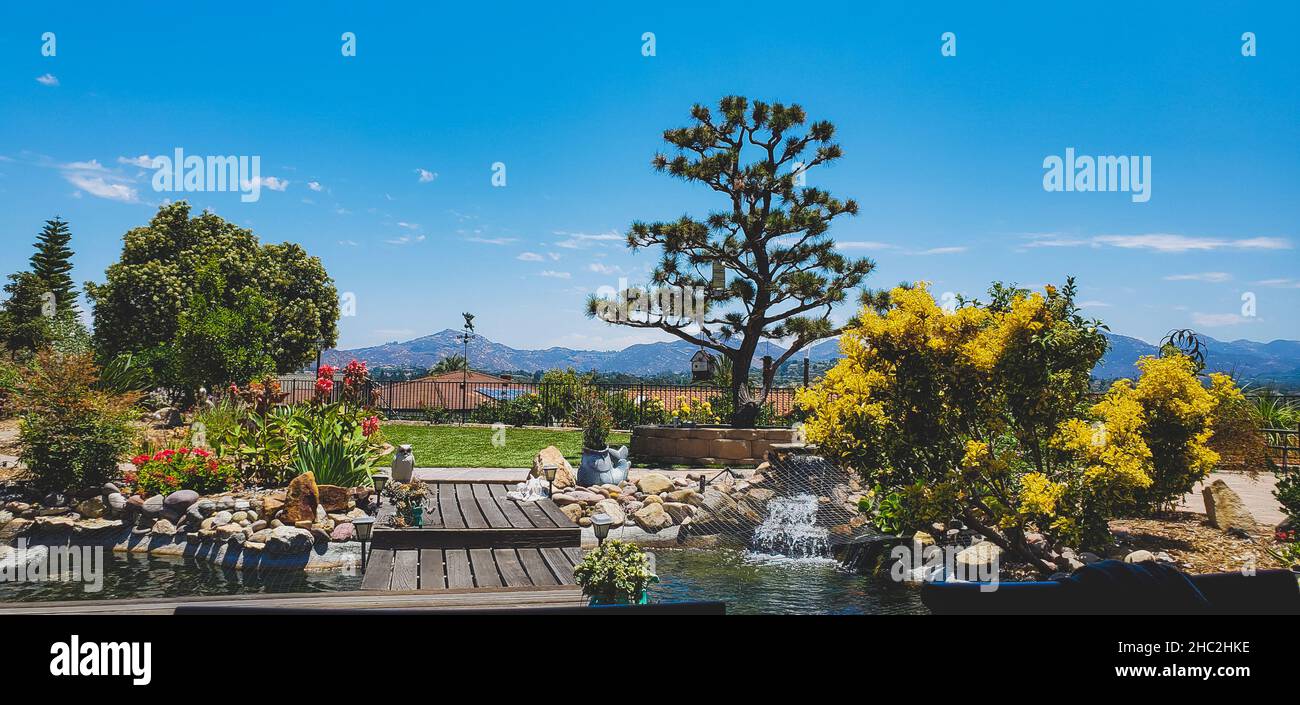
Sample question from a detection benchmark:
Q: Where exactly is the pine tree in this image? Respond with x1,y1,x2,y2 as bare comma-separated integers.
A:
30,216,77,315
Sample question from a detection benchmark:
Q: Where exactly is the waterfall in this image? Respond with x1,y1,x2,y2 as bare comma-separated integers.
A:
750,494,831,559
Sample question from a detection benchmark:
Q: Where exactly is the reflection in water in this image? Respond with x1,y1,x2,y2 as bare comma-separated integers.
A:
0,551,362,603
649,548,927,614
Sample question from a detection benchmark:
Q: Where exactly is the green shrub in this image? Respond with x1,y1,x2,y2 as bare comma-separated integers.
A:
16,351,140,491
575,396,612,450
128,448,237,496
573,540,658,603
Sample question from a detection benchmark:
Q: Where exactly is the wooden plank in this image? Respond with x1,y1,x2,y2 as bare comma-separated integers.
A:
516,548,560,586
372,526,580,550
455,483,489,528
541,547,576,585
418,549,445,590
536,497,576,527
494,549,533,588
438,483,464,528
489,483,535,527
423,484,443,528
512,492,556,528
445,549,474,589
471,483,512,528
391,550,419,591
360,548,394,590
468,548,503,587
561,547,586,566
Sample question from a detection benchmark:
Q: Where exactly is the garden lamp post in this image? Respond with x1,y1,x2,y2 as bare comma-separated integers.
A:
371,471,390,512
591,513,613,547
543,463,558,496
351,515,376,572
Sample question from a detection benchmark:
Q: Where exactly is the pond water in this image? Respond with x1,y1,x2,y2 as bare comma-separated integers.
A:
1,546,923,614
649,548,928,614
0,551,362,603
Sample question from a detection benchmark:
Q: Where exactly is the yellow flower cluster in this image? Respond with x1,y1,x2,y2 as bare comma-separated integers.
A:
1054,381,1153,490
671,399,719,424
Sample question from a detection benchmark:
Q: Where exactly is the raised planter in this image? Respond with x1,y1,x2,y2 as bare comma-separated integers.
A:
630,425,796,467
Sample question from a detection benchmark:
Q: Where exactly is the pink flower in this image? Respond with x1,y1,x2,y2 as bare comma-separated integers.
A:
362,415,379,437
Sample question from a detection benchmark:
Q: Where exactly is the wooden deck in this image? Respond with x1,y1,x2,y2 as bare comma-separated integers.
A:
366,482,584,591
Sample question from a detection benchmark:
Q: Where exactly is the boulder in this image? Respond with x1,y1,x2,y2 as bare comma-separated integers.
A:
261,496,284,519
141,494,166,517
642,494,663,505
560,504,584,523
74,497,107,519
329,522,355,541
216,523,244,541
954,542,1003,572
529,446,577,490
636,473,675,495
1124,549,1155,563
164,490,200,513
106,493,128,516
666,488,699,503
283,472,320,524
152,519,178,536
632,503,674,532
73,518,123,535
317,484,351,513
593,499,625,528
1202,479,1256,533
0,518,32,541
151,407,184,428
266,526,315,554
662,502,695,524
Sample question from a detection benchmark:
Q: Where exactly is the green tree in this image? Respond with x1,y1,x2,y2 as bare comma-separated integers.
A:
85,202,338,400
586,96,874,426
30,217,78,316
429,353,467,375
0,272,54,353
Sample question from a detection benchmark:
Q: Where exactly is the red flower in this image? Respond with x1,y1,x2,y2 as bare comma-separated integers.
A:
362,415,379,437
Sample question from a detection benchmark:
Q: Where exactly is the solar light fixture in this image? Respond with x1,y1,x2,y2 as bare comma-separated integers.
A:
371,471,390,509
543,463,558,495
351,515,376,570
591,513,613,546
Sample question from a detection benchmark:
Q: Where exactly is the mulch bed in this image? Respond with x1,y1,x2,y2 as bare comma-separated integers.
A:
1108,513,1288,574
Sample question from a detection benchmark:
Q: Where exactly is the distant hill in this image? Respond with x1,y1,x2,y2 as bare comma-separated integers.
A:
326,329,1300,388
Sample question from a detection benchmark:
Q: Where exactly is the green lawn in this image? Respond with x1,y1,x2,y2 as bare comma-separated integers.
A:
380,424,631,468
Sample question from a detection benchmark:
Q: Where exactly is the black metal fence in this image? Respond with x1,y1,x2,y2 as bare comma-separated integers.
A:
278,376,802,428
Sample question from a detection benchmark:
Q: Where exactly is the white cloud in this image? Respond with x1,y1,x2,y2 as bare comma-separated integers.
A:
1163,272,1232,283
36,73,58,87
384,234,426,246
415,168,437,183
1025,232,1292,253
60,159,139,203
396,221,420,230
517,252,545,261
910,246,967,256
339,240,359,246
539,270,571,279
1078,300,1112,308
467,237,517,245
587,262,629,275
117,155,156,168
308,180,323,192
249,176,289,191
1254,278,1300,288
1191,312,1258,327
554,230,622,249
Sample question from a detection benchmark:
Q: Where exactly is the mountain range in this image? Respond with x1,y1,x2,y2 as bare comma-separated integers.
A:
325,329,1300,387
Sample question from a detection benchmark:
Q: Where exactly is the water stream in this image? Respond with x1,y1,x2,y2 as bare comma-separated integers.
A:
749,493,832,560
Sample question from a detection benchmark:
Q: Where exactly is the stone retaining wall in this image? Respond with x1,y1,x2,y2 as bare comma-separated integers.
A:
630,425,795,467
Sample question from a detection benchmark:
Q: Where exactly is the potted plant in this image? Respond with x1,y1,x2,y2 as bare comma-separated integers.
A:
575,397,629,486
573,540,658,606
382,479,430,527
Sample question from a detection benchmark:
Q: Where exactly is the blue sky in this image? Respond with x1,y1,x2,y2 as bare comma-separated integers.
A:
1,2,1296,352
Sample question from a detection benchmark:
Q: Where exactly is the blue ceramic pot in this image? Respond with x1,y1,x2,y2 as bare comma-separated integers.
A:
577,446,630,486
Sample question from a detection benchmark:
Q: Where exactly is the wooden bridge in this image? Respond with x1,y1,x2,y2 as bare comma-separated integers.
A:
362,481,586,593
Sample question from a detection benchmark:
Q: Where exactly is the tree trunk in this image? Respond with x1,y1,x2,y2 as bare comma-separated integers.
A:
728,342,761,428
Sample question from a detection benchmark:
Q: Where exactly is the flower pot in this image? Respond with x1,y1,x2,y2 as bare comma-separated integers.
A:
588,589,650,606
577,446,630,486
411,505,424,527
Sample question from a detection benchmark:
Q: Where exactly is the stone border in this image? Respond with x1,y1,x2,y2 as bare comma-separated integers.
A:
630,425,795,467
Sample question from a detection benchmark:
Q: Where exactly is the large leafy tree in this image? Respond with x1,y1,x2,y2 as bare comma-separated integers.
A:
586,96,874,426
86,202,338,400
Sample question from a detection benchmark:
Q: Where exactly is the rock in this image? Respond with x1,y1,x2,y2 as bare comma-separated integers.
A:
632,503,674,532
261,496,284,518
310,527,331,545
151,406,184,428
642,494,663,505
106,493,128,516
283,472,320,524
529,446,577,490
266,526,315,554
578,517,592,527
746,487,776,505
248,529,274,543
552,494,582,507
662,502,695,524
330,522,355,541
212,510,233,526
0,518,33,540
34,515,76,531
102,482,120,495
294,520,313,530
1202,479,1256,533
317,484,351,513
593,499,625,527
560,504,584,523
216,523,244,541
567,490,603,504
75,497,107,519
691,489,738,519
215,496,237,511
72,518,122,535
955,542,1003,572
1124,550,1155,563
243,541,266,552
234,499,251,511
152,519,178,536
912,530,935,546
141,494,166,517
1079,551,1102,565
0,510,11,527
164,490,200,512
666,488,698,503
230,511,248,523
636,473,675,495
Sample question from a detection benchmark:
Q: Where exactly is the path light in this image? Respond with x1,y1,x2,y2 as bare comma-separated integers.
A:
352,515,376,571
592,513,613,547
371,471,390,510
543,463,558,496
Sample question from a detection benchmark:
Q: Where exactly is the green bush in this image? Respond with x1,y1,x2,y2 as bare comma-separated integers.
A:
16,351,140,491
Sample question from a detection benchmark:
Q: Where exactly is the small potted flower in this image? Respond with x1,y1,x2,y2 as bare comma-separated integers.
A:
382,479,430,527
573,539,658,606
